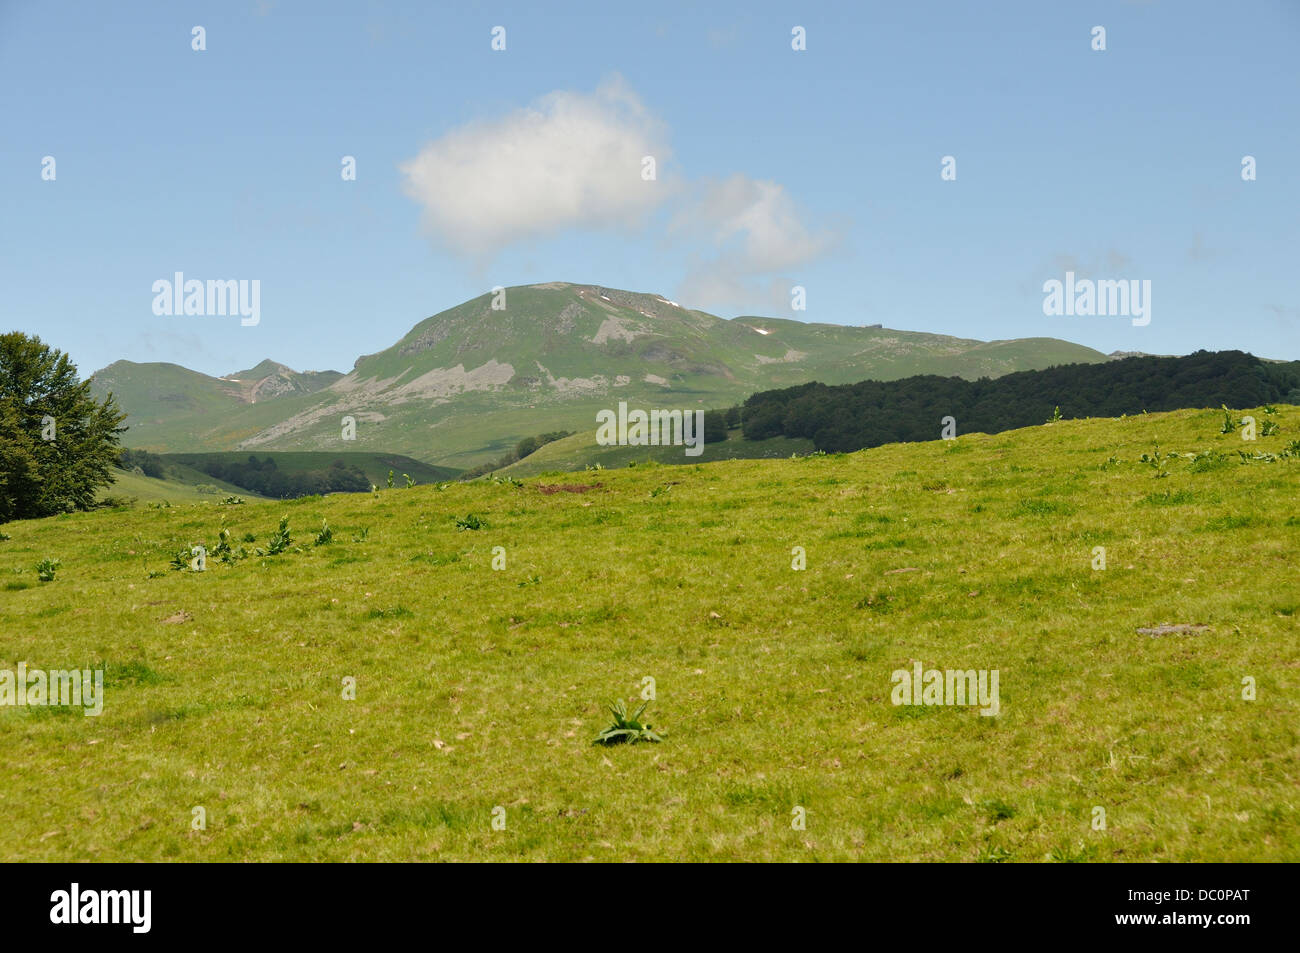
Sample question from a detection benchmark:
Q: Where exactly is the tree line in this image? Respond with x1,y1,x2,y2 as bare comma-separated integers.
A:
188,455,372,498
741,351,1300,452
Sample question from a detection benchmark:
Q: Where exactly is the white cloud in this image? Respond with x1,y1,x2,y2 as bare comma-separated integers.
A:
400,76,674,258
400,77,838,314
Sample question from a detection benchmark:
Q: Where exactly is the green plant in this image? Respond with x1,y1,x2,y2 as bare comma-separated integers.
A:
1261,419,1280,437
351,527,370,542
314,520,333,546
1138,443,1169,478
455,514,486,531
403,473,415,488
386,470,394,489
1047,406,1063,424
211,528,248,564
169,549,190,571
1220,405,1235,434
593,699,663,745
259,516,292,555
220,496,246,505
36,557,61,582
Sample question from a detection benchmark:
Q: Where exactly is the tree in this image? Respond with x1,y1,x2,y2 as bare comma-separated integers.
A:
702,409,730,443
0,332,126,523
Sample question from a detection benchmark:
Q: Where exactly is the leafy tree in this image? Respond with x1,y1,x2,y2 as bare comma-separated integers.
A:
0,332,126,523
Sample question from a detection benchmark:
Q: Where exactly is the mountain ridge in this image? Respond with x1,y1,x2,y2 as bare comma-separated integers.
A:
90,282,1109,468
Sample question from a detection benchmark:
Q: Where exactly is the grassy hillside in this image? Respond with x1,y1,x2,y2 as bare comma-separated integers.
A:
496,428,815,477
1,406,1295,861
97,466,264,504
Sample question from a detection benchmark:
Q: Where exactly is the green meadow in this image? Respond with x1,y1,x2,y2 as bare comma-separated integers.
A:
1,406,1296,861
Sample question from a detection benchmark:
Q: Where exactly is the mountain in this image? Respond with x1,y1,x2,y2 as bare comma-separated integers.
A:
88,359,343,449
90,282,1108,468
221,360,344,402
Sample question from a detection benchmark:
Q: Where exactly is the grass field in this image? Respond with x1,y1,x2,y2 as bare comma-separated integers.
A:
1,406,1296,861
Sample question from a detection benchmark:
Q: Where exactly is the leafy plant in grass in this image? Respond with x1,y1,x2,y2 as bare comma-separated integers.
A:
212,528,248,564
455,513,486,531
258,516,292,556
36,557,60,582
403,473,415,488
314,520,333,546
220,496,246,505
169,548,191,571
1046,405,1063,424
593,699,663,745
351,527,370,542
1139,443,1169,478
1261,419,1280,437
386,470,394,489
1220,405,1236,434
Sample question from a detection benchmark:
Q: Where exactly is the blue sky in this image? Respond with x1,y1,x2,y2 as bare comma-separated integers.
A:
3,0,1297,378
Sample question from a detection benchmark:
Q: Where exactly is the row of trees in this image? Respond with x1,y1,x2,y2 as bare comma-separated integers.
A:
188,455,371,498
743,351,1300,452
118,448,167,478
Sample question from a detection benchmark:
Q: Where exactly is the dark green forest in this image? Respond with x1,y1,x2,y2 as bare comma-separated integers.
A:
742,351,1300,452
190,455,372,498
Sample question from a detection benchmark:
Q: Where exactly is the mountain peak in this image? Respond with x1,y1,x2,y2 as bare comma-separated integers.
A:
224,359,293,381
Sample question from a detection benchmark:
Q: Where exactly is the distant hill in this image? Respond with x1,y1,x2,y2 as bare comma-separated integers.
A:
90,282,1108,468
89,358,343,450
98,463,266,505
